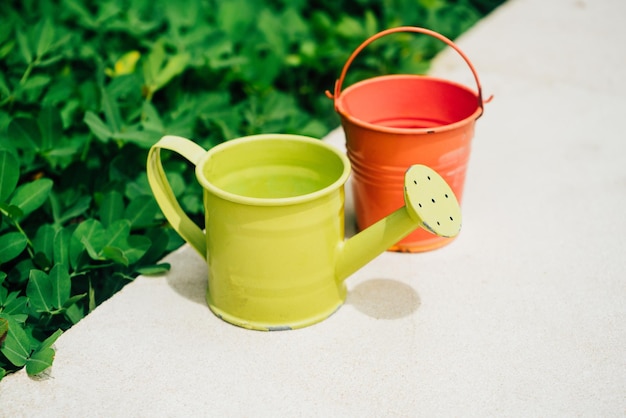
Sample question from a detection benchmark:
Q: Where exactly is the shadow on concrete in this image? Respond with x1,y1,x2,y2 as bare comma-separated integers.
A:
164,247,208,305
346,278,421,320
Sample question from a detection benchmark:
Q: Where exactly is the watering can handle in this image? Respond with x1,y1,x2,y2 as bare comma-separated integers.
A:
147,135,207,257
327,26,488,117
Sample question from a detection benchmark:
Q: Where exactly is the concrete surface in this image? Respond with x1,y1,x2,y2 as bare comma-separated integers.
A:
2,0,625,416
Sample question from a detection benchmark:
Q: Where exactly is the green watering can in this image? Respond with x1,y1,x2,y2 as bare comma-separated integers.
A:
147,134,461,330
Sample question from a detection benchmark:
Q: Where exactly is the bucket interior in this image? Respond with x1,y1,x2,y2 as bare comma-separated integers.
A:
337,75,480,130
200,137,348,200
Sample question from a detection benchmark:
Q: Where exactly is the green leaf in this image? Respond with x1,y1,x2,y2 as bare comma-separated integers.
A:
73,219,134,261
103,219,131,249
0,316,30,367
63,0,97,29
64,303,84,324
100,87,123,133
143,42,166,89
46,143,83,163
99,191,124,228
0,36,15,61
39,328,63,350
33,224,57,263
112,129,159,148
33,251,52,270
53,227,72,268
15,28,33,64
0,149,19,201
48,33,73,57
101,246,128,266
124,195,159,228
7,117,41,151
123,235,151,265
24,330,62,376
142,43,190,96
27,270,54,313
49,264,70,309
140,228,169,264
9,178,53,219
6,258,34,288
0,291,28,316
88,279,96,312
36,54,64,68
141,101,164,132
70,219,105,266
216,0,257,40
80,235,102,261
164,0,200,29
21,74,52,93
258,9,286,56
72,219,105,249
125,173,151,200
360,10,378,37
100,224,149,266
203,31,234,65
136,263,170,275
35,18,55,59
0,232,28,264
51,194,91,225
83,111,112,142
25,346,54,376
62,293,86,310
0,72,10,99
1,203,24,220
65,196,93,221
336,15,365,39
38,106,63,151
153,52,190,92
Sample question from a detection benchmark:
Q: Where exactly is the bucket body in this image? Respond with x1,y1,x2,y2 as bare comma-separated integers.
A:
330,26,485,252
195,136,351,330
338,75,479,251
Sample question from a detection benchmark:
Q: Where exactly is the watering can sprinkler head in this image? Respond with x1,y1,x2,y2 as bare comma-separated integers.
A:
336,164,462,282
403,165,462,238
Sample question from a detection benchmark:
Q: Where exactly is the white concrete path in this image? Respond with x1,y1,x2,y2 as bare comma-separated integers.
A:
2,0,625,416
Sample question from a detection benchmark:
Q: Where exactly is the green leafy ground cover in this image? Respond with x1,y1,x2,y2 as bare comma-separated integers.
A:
0,0,504,380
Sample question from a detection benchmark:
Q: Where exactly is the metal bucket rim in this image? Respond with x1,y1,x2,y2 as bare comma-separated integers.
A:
336,74,482,135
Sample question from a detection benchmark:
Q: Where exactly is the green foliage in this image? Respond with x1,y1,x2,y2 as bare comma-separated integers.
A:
0,0,504,379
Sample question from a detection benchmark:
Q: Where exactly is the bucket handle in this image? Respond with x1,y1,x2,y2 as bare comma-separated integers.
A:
326,26,490,118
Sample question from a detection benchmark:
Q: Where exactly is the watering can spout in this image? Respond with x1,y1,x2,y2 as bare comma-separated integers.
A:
335,165,462,282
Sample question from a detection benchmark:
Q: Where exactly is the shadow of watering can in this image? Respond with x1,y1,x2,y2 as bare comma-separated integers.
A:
147,134,461,330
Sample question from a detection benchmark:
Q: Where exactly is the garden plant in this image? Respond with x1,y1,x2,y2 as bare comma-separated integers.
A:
0,0,504,380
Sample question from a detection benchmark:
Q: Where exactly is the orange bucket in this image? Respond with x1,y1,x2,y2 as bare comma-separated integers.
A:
328,26,488,252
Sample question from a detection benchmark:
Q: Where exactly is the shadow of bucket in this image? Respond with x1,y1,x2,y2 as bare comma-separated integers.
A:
327,26,489,252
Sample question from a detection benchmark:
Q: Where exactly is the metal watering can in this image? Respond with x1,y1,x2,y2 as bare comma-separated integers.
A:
147,134,461,330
